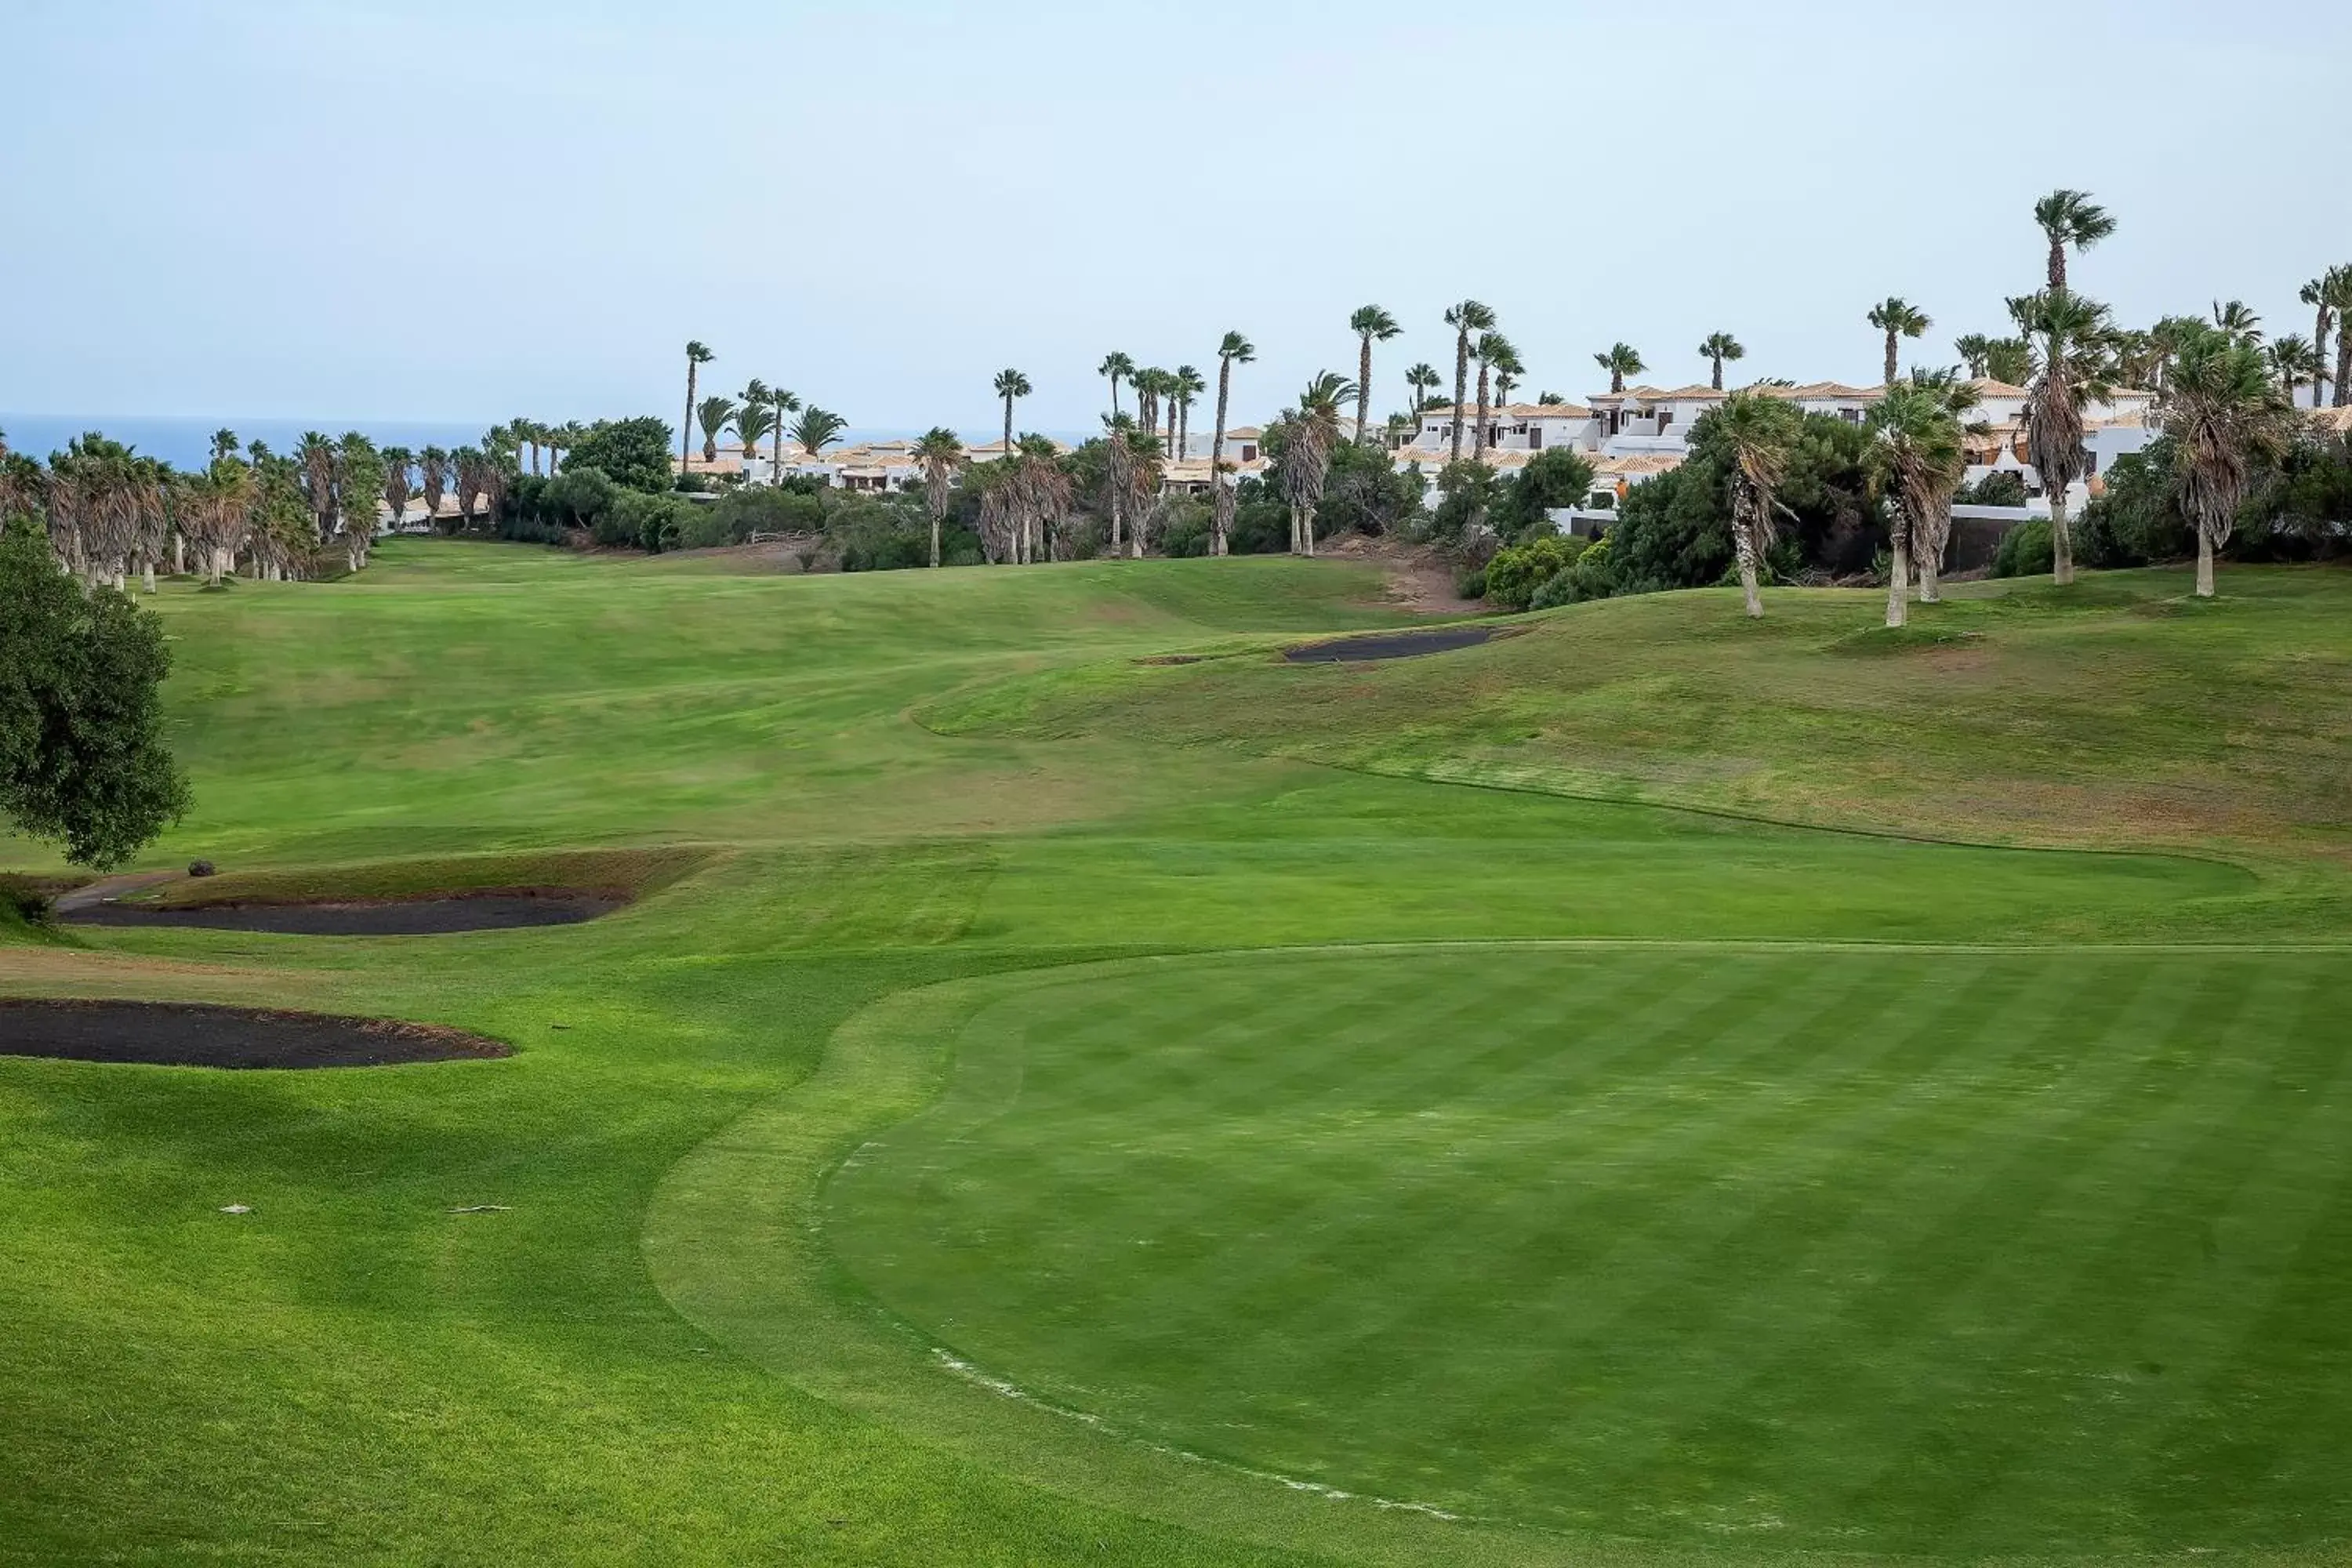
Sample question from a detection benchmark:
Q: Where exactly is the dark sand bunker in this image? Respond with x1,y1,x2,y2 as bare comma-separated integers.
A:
65,892,622,936
1284,626,1497,662
0,999,510,1069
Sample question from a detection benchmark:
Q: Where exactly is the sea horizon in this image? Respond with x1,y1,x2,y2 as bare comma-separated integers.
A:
1,412,1105,471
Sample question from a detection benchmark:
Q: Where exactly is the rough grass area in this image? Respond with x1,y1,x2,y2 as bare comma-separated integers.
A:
3,539,2349,1566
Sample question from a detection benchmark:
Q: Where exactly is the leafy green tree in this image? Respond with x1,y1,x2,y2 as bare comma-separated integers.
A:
561,418,676,494
1312,441,1423,540
2033,189,2115,290
0,521,191,866
1349,306,1401,445
1494,448,1598,542
1866,298,1931,387
1693,391,1804,616
1697,332,1744,390
2164,324,2299,596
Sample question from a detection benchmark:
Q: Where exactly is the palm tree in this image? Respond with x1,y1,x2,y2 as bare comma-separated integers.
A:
1098,352,1134,420
1697,332,1745,390
2211,299,2263,347
789,407,846,470
379,446,415,536
2325,265,2352,408
1954,334,1994,379
681,340,714,474
2267,335,2321,406
209,428,240,464
1275,372,1356,557
735,400,777,466
1348,306,1401,446
764,388,801,481
416,446,449,528
2032,191,2116,292
296,430,337,539
515,419,544,477
1693,391,1802,618
1208,331,1253,556
1097,416,1160,560
2013,287,2114,586
2163,323,2296,597
2299,274,2336,408
1906,370,1981,603
696,395,738,464
993,368,1032,457
1864,383,1967,626
1983,336,2034,386
1172,365,1206,458
1443,301,1494,461
1404,361,1442,416
1472,332,1513,461
911,426,965,568
1593,342,1644,396
1493,343,1525,412
1866,298,1931,387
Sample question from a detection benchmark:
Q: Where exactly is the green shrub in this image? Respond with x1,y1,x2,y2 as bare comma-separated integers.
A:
1157,501,1213,558
1453,565,1487,600
1483,534,1586,610
1991,518,2053,578
1955,471,2027,508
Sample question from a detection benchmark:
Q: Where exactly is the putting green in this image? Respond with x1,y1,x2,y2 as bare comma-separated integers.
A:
802,944,2352,1559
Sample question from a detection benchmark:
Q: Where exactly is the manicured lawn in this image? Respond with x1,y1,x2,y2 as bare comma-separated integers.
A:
4,540,2349,1565
820,946,2352,1558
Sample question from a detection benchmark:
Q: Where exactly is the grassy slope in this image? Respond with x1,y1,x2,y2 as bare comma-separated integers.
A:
2,542,2348,1566
925,568,2352,865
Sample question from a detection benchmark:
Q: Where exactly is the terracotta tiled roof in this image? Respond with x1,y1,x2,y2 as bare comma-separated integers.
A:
1964,378,2031,399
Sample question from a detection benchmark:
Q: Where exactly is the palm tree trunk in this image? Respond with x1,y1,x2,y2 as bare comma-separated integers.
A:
1109,484,1123,556
682,363,698,474
1301,503,1316,557
1002,398,1014,459
2048,241,2066,292
2050,488,2074,586
929,509,942,569
2336,332,2350,408
2195,524,2216,597
1451,336,1468,462
142,560,156,594
1356,336,1373,446
1883,330,1899,388
172,532,185,576
1289,501,1301,554
2314,309,2331,408
1130,502,1145,560
1734,519,1762,618
1918,524,1943,603
1885,527,1909,627
1178,401,1190,460
1210,360,1233,557
1474,368,1490,462
1711,356,1723,392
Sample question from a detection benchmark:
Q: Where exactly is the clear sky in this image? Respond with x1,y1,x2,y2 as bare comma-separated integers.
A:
5,0,2348,435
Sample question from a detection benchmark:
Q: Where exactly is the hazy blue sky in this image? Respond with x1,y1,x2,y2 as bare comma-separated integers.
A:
5,0,2348,435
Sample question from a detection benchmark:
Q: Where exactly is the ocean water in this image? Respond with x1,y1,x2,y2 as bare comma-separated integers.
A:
0,414,493,470
0,414,1068,470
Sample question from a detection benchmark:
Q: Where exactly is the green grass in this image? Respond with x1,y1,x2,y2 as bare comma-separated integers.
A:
4,539,2350,1566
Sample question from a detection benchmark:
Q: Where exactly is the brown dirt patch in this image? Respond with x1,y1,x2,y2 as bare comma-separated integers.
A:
1318,535,1487,615
0,999,509,1069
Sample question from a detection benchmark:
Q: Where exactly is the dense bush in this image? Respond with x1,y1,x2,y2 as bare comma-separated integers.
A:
1530,532,1615,607
1483,534,1586,610
1991,518,2053,577
1426,461,1500,546
1955,471,2028,508
829,497,983,571
1156,500,1214,558
1312,442,1425,539
1225,482,1291,555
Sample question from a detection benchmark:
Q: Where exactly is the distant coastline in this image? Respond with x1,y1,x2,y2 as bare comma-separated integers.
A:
0,414,1097,472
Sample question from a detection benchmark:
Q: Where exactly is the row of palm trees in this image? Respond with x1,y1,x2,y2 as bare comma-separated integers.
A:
680,340,851,485
1704,189,2314,619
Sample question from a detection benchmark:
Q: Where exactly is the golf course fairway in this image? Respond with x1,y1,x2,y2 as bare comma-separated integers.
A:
7,540,2351,1566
